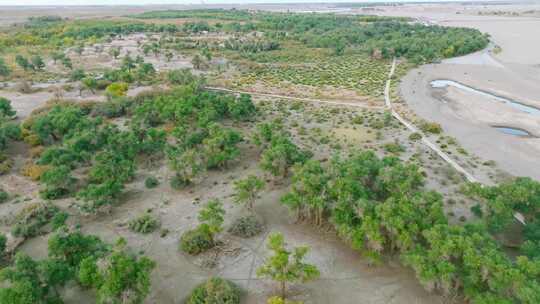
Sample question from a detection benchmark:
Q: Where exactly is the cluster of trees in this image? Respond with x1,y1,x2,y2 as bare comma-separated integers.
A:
103,53,156,85
0,19,179,51
133,9,254,22
0,98,20,175
465,178,540,260
254,121,312,179
15,54,45,71
180,199,225,254
0,228,155,304
224,38,280,54
132,10,487,63
22,100,165,211
279,150,540,302
22,75,255,212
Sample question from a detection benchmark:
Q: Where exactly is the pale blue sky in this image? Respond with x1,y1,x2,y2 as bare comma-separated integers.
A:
0,0,465,6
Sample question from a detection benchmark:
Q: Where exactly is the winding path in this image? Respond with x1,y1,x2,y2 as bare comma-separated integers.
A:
205,86,385,110
384,58,479,183
384,58,525,225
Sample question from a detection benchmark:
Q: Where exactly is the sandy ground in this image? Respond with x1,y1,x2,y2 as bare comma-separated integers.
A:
373,3,540,181
12,116,447,304
0,4,514,303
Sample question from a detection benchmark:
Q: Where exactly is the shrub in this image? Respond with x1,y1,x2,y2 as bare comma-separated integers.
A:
145,176,159,189
228,215,263,238
0,154,12,175
351,115,364,125
105,82,128,99
267,297,303,304
92,100,126,118
128,214,159,234
51,211,69,230
419,121,442,134
409,132,422,141
0,189,8,203
12,203,60,238
22,163,50,181
0,233,6,254
470,204,483,218
187,277,240,304
23,134,42,146
179,225,214,255
383,142,405,154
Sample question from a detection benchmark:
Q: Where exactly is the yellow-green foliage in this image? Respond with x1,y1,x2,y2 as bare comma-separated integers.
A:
22,163,50,181
234,54,391,98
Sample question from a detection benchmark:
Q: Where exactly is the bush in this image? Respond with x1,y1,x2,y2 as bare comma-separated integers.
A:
351,115,364,125
0,233,6,254
409,132,422,141
12,203,59,238
470,204,483,218
23,134,42,146
92,100,126,118
128,214,159,234
383,142,405,154
22,163,50,181
180,225,214,255
267,297,303,304
0,189,8,204
39,187,69,200
0,154,12,175
170,175,189,190
187,277,240,304
51,211,69,230
419,121,442,134
228,215,263,238
145,176,159,189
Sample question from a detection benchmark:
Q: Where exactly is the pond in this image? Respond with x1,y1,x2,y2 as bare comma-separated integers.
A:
493,126,533,137
430,80,540,116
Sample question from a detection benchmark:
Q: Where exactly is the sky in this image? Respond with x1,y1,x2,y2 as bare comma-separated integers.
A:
0,0,467,5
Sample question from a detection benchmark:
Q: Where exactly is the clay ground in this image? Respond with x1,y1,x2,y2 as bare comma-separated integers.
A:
0,4,520,303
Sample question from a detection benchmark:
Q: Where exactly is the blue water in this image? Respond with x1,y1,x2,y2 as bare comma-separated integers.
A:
494,127,531,137
430,80,540,116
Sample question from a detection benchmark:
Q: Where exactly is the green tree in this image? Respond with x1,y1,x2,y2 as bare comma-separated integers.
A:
202,48,212,61
40,165,76,199
105,82,128,100
61,56,72,69
78,238,155,304
0,58,11,78
191,54,202,69
109,47,121,59
0,253,67,304
70,68,86,81
233,175,265,211
259,136,310,179
81,77,98,94
74,45,84,56
30,55,45,71
0,97,16,119
135,63,155,82
202,123,242,169
121,54,136,72
257,232,320,299
165,51,174,62
51,52,65,64
281,160,329,225
198,199,225,235
167,147,205,186
15,55,31,71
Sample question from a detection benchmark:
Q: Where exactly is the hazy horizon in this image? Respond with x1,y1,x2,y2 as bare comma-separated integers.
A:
0,0,501,6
